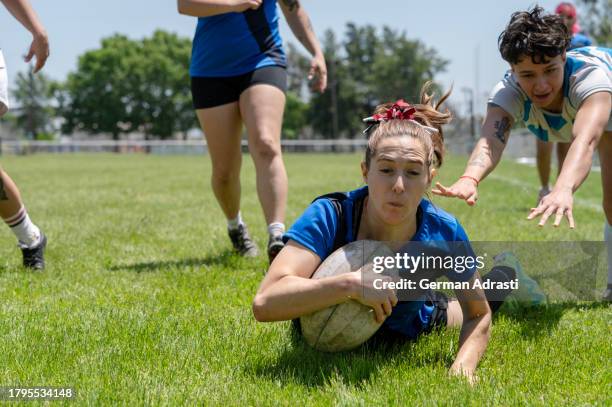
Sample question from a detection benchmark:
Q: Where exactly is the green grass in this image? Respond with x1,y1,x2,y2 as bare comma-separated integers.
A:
0,153,609,405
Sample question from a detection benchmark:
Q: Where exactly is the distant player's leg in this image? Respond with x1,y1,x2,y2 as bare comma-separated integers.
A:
0,52,45,270
536,139,553,203
239,70,288,263
599,131,612,301
0,169,46,269
556,141,571,176
196,102,258,257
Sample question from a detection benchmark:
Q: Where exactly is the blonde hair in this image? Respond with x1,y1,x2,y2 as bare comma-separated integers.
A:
364,82,452,170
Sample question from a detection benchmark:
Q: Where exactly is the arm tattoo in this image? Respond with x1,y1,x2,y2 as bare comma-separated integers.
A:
492,117,510,144
468,151,488,168
281,0,300,12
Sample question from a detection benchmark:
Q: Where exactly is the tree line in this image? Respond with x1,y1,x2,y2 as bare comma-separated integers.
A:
7,0,608,140
6,23,447,141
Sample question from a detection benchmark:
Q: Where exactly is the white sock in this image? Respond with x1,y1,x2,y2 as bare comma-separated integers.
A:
227,212,243,230
3,206,41,248
605,222,612,289
268,222,285,237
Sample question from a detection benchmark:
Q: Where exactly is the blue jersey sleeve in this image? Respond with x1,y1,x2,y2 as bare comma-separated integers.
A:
445,221,477,283
283,199,339,260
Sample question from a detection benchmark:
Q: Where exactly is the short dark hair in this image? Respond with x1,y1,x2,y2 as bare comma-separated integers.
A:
498,6,571,64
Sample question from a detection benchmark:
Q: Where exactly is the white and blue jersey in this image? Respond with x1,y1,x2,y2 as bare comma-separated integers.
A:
189,0,286,77
489,46,612,142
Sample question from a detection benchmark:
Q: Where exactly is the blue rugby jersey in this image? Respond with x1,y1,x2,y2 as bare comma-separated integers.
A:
284,186,477,284
189,0,286,77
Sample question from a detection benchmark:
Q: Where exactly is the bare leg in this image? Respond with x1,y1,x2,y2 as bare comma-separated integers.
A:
599,132,612,300
536,139,553,189
0,169,24,218
195,102,243,220
239,84,287,225
556,142,571,177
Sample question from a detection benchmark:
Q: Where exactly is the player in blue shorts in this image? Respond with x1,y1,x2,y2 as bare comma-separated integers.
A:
178,0,326,262
0,0,49,269
432,7,612,300
253,84,525,383
535,2,595,204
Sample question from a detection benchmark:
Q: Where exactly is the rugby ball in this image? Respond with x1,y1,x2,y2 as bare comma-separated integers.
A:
300,240,395,352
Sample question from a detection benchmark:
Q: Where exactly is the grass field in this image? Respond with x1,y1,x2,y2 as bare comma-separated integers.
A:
0,153,609,405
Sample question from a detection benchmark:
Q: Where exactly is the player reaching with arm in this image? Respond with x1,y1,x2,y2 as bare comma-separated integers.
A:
432,7,612,300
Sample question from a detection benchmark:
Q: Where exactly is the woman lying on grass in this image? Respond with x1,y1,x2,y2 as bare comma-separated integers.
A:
253,84,523,383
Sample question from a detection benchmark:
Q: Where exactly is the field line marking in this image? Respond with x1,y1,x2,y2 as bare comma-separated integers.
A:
488,174,602,213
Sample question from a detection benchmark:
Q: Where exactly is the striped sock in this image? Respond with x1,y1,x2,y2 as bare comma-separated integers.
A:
267,222,285,237
3,206,41,248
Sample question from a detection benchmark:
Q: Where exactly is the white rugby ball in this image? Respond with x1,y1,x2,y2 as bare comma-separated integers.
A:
300,240,395,352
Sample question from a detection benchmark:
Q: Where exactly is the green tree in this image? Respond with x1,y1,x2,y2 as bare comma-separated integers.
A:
577,0,611,45
58,31,196,140
282,91,308,139
12,68,54,139
306,24,448,139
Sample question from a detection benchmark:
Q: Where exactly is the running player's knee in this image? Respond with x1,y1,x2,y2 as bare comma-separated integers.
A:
252,135,281,161
211,167,238,186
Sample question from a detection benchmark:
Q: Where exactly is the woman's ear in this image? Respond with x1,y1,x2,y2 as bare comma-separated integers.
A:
428,167,437,185
361,161,368,183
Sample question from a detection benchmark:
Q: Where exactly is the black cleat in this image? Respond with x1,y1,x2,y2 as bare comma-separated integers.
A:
267,233,285,264
228,224,259,257
21,233,47,270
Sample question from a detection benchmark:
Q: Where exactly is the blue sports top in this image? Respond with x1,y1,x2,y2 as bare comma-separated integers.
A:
570,32,593,49
189,0,286,77
284,186,477,283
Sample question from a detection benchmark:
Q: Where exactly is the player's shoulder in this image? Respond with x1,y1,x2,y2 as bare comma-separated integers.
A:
419,199,461,236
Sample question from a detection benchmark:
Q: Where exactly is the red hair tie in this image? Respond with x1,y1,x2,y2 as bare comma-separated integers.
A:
362,100,439,135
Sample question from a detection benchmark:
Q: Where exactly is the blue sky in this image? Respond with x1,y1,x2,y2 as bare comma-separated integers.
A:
0,0,569,114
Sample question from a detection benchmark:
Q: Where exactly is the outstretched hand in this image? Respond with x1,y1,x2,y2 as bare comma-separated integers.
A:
25,32,49,73
527,186,575,228
431,178,479,206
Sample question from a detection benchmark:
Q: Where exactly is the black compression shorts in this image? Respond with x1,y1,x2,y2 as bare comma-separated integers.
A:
191,65,287,109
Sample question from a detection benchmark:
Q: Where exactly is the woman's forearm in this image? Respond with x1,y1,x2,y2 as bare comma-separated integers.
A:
281,1,322,57
1,0,45,36
253,274,354,322
177,0,238,17
462,137,504,181
556,91,611,193
451,313,491,375
554,136,597,193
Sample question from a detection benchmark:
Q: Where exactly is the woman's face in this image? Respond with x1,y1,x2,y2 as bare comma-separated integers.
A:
362,136,433,226
512,54,566,111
